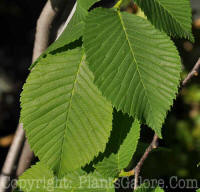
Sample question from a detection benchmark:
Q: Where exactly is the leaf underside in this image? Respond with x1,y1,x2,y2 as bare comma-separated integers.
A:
20,47,112,177
135,0,194,42
95,119,140,178
83,8,181,137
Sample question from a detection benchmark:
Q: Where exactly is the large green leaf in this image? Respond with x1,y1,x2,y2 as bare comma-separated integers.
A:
197,189,200,192
135,183,164,192
18,163,115,192
83,8,181,137
135,0,194,42
30,0,100,70
20,47,112,177
95,120,140,178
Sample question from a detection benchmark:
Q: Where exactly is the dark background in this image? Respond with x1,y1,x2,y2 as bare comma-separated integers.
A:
0,0,46,169
0,0,200,190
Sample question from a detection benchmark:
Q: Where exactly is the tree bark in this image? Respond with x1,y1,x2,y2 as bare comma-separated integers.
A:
0,124,24,192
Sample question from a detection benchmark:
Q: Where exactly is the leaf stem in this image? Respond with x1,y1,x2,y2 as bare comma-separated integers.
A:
182,58,200,86
114,0,131,9
114,0,123,9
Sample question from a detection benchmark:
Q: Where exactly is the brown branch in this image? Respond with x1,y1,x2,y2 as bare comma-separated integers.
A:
134,134,159,190
133,58,200,190
182,58,200,86
0,124,24,192
16,140,34,177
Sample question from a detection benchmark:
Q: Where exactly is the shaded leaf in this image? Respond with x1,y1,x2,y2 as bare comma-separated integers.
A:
104,110,134,156
135,0,194,41
83,109,133,173
95,120,140,178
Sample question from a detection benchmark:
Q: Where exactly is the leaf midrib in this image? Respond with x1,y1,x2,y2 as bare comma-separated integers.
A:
116,11,154,123
57,52,85,176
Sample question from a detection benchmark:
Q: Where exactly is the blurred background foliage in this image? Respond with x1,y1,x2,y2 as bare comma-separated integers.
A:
0,0,200,189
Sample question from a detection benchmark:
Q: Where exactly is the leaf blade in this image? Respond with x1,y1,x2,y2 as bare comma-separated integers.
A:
83,8,181,137
95,120,140,178
21,48,113,177
135,0,194,41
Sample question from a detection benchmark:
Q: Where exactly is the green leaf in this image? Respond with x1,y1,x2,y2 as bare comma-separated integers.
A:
83,8,181,137
55,171,115,192
30,0,100,70
104,109,134,157
18,162,54,192
95,120,140,178
20,47,113,177
18,163,115,192
135,183,164,192
135,0,194,42
197,189,200,192
83,109,133,173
